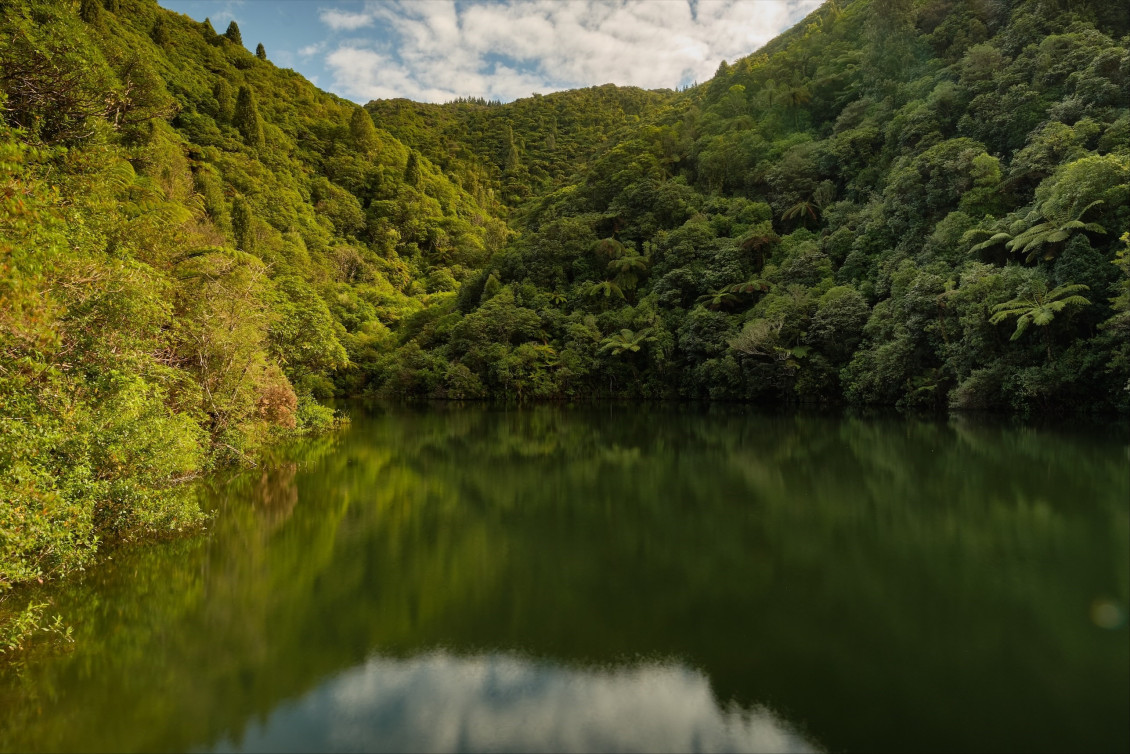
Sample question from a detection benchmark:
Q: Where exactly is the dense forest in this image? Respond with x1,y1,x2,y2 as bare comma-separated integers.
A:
369,0,1129,410
0,0,1128,606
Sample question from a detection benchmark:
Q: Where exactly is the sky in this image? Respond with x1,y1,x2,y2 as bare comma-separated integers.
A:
158,1,822,104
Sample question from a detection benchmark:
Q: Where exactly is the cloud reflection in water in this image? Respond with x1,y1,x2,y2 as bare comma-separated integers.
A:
210,652,820,753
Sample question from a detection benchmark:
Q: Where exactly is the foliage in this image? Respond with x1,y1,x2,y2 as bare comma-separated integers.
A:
990,283,1091,344
365,0,1128,413
0,599,72,655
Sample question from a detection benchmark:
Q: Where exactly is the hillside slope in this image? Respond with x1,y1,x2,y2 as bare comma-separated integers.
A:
374,0,1130,411
367,85,678,207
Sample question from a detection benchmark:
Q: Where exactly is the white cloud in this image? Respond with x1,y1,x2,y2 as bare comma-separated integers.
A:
299,41,326,57
319,0,821,104
320,8,375,31
201,0,244,28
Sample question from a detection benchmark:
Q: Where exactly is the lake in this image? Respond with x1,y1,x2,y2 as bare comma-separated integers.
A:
1,403,1127,753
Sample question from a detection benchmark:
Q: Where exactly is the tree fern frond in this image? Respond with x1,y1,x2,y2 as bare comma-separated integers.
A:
1010,314,1031,340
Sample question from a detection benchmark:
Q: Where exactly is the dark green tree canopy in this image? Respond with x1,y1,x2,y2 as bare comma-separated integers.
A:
231,195,255,252
255,42,266,60
350,108,378,152
150,16,169,45
212,78,234,122
404,151,422,186
224,20,242,46
79,0,101,24
233,84,264,148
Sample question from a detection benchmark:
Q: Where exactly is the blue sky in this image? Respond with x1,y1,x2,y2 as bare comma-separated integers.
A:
158,1,821,104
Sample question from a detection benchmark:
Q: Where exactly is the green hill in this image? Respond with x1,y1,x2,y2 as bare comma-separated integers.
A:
1,0,1128,594
371,0,1130,410
0,0,506,589
367,85,678,206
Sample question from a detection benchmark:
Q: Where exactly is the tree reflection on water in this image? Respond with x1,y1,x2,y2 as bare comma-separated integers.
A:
1,404,1126,753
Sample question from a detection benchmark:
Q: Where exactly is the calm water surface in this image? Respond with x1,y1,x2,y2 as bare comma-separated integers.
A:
2,404,1127,753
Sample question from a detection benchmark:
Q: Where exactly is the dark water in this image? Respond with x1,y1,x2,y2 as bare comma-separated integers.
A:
1,404,1127,753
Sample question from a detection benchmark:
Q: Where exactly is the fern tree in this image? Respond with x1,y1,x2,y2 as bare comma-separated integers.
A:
1007,200,1106,262
969,201,1107,263
598,329,655,357
990,283,1090,361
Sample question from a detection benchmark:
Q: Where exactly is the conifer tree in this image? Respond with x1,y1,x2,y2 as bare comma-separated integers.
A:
202,17,218,42
503,124,520,174
231,196,255,252
544,116,558,151
233,85,264,148
151,16,169,45
350,108,378,153
224,20,243,46
404,151,422,187
256,43,267,60
212,79,234,122
79,0,102,25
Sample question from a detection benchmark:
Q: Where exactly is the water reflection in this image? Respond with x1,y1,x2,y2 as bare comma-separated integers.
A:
251,462,299,531
0,404,1126,753
212,654,819,754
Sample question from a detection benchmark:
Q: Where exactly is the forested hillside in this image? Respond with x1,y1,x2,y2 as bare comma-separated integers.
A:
366,86,677,206
0,0,486,590
373,0,1130,410
1,0,1128,595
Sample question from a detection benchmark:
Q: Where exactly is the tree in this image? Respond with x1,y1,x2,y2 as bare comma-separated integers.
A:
350,108,378,153
404,151,422,186
969,201,1108,263
783,82,812,129
0,28,116,144
1007,201,1107,263
697,287,741,310
598,329,655,357
79,0,102,25
583,280,625,304
231,196,255,252
103,0,120,12
224,21,243,46
202,17,218,42
255,43,267,60
607,254,648,290
212,79,234,122
503,124,520,174
782,198,818,227
990,283,1090,360
233,85,264,148
781,181,834,228
151,16,169,45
